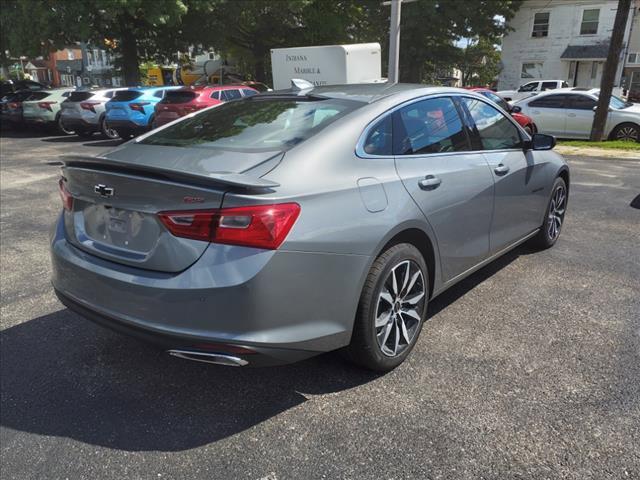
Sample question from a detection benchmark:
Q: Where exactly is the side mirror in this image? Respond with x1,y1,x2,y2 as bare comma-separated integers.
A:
527,133,556,151
593,105,613,112
510,105,522,113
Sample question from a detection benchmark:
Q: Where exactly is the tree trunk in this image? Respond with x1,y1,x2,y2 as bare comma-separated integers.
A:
121,26,140,86
0,49,10,79
590,0,632,141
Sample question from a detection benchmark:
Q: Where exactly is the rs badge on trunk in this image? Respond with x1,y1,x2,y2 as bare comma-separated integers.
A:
94,184,115,198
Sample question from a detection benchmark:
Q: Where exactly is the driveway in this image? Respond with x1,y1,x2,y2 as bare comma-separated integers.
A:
1,129,639,479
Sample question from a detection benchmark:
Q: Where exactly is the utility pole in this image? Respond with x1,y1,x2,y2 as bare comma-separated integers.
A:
590,0,632,141
383,0,417,84
387,0,401,83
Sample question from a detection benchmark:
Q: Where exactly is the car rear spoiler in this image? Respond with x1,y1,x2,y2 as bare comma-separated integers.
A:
60,154,280,190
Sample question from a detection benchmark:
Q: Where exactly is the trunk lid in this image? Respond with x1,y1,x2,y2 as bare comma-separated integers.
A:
61,91,95,114
157,90,199,118
60,144,282,272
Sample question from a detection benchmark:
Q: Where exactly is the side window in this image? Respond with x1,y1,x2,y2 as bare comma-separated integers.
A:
222,89,242,101
210,90,221,100
529,94,567,108
154,91,165,99
104,91,114,98
462,98,522,150
241,88,257,97
518,82,539,92
393,97,469,155
363,115,392,156
62,91,71,97
480,91,510,111
567,94,596,110
541,81,559,91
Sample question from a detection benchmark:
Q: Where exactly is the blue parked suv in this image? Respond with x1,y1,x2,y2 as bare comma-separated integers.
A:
105,86,181,139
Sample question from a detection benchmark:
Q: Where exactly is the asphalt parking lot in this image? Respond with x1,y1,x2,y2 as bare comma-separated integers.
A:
1,128,639,480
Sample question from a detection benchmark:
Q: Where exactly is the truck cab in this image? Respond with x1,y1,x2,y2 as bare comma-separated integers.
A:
498,80,569,102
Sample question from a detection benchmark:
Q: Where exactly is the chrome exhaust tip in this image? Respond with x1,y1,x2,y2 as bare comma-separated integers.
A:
167,349,249,367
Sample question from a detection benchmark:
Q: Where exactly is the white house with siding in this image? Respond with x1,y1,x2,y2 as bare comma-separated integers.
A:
498,0,640,94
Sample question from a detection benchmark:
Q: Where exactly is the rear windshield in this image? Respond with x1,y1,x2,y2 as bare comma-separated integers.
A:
162,90,197,104
141,97,361,152
27,92,50,101
68,91,94,102
112,90,143,102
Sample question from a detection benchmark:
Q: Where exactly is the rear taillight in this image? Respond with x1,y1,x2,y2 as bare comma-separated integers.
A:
58,178,73,211
38,101,57,111
129,102,149,112
158,203,301,250
8,102,19,109
80,101,101,113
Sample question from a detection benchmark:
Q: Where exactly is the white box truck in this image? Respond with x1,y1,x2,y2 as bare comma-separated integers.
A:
270,43,383,90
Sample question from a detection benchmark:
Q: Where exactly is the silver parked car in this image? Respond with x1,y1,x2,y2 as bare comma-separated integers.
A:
50,83,570,371
514,88,640,141
60,87,128,139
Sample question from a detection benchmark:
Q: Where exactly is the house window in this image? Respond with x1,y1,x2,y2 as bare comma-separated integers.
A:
580,9,599,35
532,12,550,37
629,53,638,64
521,62,544,79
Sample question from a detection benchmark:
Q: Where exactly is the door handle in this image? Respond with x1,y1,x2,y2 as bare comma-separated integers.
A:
494,164,510,175
567,112,576,117
418,175,442,190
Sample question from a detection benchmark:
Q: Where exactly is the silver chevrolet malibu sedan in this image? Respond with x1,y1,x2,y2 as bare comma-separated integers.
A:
51,82,569,371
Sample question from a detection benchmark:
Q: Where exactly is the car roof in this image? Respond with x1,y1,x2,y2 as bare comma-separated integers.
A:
263,83,468,104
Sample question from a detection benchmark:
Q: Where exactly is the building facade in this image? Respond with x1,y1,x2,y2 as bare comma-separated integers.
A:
80,43,123,87
498,0,640,92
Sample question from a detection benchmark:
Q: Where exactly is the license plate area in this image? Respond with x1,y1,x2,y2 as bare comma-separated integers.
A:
78,202,161,255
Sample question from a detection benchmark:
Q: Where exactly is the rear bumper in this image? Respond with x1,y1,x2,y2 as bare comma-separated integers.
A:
154,111,183,127
105,119,149,133
24,115,54,125
50,214,369,366
54,289,316,366
60,115,100,131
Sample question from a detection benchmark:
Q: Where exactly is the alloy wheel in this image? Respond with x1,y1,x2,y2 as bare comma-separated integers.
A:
547,185,566,241
375,260,426,357
102,120,119,139
58,117,74,135
615,126,639,142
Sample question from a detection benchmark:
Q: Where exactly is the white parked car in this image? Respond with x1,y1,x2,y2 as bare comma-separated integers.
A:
60,87,128,139
514,88,640,141
498,80,569,102
22,88,76,134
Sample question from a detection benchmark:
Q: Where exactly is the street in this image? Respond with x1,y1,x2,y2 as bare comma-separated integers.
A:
1,129,639,479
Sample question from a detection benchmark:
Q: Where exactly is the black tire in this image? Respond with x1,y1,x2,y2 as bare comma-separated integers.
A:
100,117,119,139
344,243,429,372
115,129,134,140
56,114,74,135
610,122,640,142
149,115,157,130
529,177,568,250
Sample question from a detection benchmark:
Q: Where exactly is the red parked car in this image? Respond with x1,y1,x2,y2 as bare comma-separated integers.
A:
467,87,538,135
153,85,259,127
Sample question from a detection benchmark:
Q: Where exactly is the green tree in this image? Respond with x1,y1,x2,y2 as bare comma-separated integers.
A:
0,0,190,85
454,38,502,87
396,0,521,83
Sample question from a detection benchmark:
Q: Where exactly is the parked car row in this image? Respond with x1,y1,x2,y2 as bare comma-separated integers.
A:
1,84,259,140
513,88,640,141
